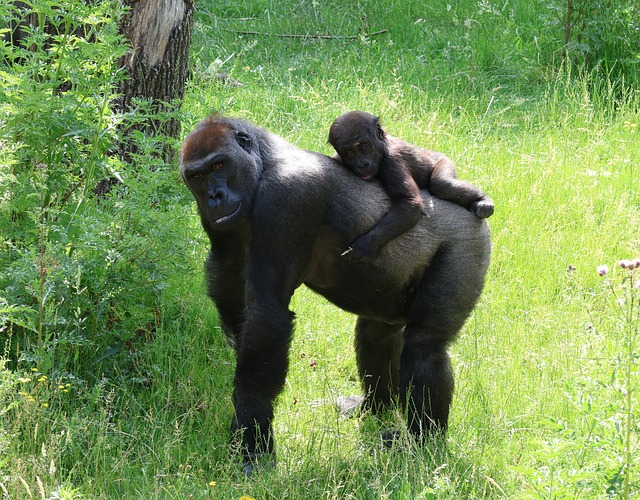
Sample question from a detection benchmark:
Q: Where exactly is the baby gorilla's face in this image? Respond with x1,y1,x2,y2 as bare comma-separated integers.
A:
333,137,384,180
329,111,387,180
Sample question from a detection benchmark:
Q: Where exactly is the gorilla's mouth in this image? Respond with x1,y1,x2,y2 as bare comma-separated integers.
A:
359,172,375,181
356,165,377,181
212,204,242,225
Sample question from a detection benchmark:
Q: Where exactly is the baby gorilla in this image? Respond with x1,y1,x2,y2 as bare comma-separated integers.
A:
329,110,494,262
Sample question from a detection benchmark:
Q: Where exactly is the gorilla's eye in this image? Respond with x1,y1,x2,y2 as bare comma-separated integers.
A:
191,172,206,180
345,150,355,158
213,163,224,171
358,143,370,152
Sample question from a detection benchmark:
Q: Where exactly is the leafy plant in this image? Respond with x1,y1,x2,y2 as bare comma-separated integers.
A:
549,0,640,81
596,260,639,498
0,0,190,382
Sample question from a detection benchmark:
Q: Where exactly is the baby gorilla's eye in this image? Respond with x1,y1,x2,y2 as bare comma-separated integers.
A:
358,143,370,152
344,150,355,158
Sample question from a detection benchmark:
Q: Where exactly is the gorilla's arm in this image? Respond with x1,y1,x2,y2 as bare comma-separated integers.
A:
204,230,249,346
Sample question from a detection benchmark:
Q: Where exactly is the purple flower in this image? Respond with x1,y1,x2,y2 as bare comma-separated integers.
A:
617,258,640,270
597,265,609,276
618,259,632,269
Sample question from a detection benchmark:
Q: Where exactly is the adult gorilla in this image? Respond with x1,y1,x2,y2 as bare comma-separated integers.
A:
180,115,491,471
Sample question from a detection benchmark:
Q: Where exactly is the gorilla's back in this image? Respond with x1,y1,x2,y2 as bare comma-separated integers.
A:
302,154,491,324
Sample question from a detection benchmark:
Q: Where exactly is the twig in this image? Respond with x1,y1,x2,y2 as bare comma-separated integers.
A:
228,28,388,40
484,95,495,116
563,0,573,60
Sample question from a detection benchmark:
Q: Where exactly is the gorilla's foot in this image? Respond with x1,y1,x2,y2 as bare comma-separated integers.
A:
379,428,401,447
242,453,275,477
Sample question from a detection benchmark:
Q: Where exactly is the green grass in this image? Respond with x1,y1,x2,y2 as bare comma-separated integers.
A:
2,0,640,498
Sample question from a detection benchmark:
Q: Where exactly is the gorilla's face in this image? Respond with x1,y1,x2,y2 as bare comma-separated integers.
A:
329,110,388,180
181,120,261,230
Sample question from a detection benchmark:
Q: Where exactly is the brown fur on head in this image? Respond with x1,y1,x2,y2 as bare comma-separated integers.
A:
328,111,388,180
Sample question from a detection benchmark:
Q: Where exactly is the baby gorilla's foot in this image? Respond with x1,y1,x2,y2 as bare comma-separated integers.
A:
470,198,494,219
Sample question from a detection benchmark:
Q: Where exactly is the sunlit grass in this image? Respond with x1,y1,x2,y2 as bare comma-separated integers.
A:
2,0,640,497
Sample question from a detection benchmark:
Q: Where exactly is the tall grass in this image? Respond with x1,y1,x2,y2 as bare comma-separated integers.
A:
1,0,639,498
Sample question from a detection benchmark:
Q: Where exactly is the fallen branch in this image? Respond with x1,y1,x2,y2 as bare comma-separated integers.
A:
228,28,388,40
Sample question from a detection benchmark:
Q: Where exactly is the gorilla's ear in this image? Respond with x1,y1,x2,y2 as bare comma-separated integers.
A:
374,117,385,140
235,131,253,152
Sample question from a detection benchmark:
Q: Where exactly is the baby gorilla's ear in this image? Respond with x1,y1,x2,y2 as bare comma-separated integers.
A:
374,117,385,140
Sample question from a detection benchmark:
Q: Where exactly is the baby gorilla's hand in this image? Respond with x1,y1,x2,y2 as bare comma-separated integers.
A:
342,234,380,263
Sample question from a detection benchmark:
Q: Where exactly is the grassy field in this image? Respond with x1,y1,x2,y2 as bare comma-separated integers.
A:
2,0,640,498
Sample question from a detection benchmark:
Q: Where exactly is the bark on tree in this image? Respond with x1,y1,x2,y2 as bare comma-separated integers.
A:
116,0,194,163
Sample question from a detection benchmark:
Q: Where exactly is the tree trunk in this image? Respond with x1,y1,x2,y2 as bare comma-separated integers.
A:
116,0,194,163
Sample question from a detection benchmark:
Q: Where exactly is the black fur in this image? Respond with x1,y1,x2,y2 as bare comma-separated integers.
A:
329,111,494,262
181,115,491,470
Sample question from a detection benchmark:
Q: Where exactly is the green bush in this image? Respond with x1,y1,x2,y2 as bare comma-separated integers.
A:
0,0,190,383
545,0,640,82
